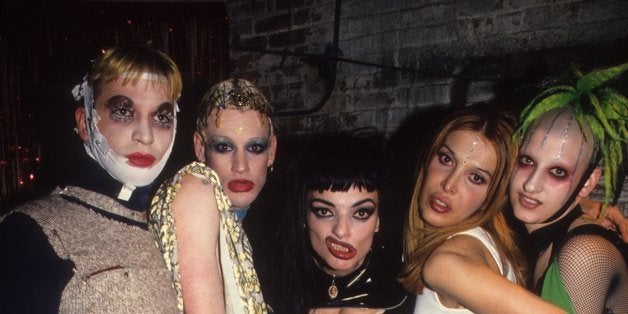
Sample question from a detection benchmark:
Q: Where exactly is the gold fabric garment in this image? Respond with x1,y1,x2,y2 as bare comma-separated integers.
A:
149,161,267,313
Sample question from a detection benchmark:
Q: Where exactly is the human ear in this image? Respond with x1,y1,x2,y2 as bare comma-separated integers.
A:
578,167,602,198
375,216,380,233
193,131,207,163
74,107,89,141
267,134,278,167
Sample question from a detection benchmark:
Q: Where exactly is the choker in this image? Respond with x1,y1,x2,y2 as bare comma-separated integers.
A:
528,206,582,256
231,207,249,220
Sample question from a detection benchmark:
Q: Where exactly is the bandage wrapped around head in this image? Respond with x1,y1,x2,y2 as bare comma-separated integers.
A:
72,73,179,191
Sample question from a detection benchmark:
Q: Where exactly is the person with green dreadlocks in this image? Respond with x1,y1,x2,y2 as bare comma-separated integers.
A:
510,63,628,313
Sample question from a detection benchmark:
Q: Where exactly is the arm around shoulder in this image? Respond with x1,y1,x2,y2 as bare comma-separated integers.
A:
580,198,628,242
423,235,565,314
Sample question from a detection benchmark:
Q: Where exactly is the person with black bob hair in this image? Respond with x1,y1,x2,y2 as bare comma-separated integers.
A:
268,131,410,313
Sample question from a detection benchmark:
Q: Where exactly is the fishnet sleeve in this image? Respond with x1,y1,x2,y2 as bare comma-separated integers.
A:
557,232,627,314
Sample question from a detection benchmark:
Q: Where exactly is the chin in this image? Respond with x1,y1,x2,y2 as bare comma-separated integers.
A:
229,194,256,209
422,212,447,227
329,263,356,277
512,207,538,225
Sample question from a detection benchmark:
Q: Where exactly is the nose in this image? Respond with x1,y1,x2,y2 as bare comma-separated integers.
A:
441,170,460,194
332,216,350,239
232,149,250,174
131,118,154,145
523,169,544,193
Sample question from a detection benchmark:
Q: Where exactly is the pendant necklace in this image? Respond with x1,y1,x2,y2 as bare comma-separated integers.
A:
328,274,338,299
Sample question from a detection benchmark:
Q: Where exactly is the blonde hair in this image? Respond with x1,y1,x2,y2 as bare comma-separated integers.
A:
399,104,527,294
88,43,182,102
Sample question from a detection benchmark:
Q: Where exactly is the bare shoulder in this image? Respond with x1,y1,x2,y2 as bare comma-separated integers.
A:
171,174,220,224
430,234,488,264
424,234,494,283
173,174,217,204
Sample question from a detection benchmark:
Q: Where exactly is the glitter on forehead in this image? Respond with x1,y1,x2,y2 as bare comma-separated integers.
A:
463,136,480,164
555,113,575,160
559,134,587,206
539,109,562,149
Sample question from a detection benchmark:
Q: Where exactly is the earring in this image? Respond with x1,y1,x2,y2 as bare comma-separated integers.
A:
269,164,274,172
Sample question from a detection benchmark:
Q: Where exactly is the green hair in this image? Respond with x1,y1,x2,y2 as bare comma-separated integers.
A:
513,63,628,214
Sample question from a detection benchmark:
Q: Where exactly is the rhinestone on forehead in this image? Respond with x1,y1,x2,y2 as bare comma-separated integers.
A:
556,114,575,159
536,109,579,160
463,136,480,164
540,110,562,149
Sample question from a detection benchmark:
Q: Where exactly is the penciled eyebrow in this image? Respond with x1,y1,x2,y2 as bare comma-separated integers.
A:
352,198,377,207
309,198,377,208
309,198,334,207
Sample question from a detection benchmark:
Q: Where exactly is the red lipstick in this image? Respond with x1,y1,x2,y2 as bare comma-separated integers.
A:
126,153,156,168
228,179,254,192
325,237,357,260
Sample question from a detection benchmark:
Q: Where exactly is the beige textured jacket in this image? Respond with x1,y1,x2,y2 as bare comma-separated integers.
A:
6,186,178,313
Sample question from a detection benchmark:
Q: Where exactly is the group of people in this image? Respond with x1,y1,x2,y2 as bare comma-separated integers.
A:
0,43,626,313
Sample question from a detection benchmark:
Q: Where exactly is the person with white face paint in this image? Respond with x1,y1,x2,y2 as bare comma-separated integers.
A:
149,79,274,313
0,44,181,312
510,64,627,313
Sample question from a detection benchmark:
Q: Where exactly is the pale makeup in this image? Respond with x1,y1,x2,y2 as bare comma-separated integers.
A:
509,112,595,232
194,108,276,209
419,130,497,227
306,186,380,277
84,78,175,168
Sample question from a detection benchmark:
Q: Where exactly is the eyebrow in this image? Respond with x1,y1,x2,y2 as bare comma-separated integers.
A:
209,136,233,143
247,137,270,143
106,95,132,106
309,198,334,207
157,102,174,111
443,143,494,179
352,198,377,207
476,167,493,179
309,197,377,208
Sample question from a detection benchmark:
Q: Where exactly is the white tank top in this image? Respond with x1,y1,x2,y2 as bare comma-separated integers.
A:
413,226,517,313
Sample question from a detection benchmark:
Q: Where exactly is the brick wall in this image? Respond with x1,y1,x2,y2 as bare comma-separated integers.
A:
226,0,628,214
